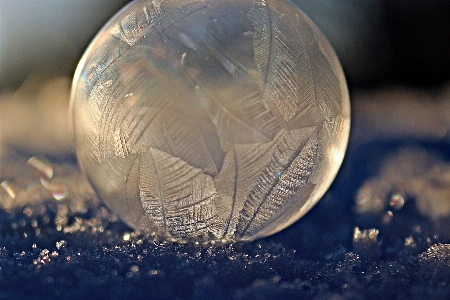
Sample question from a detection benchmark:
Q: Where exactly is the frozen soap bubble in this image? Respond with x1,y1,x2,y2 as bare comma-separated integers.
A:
70,0,350,243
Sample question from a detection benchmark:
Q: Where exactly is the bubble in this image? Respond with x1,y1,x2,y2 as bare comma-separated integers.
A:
51,184,69,201
41,178,69,201
71,0,350,243
26,156,53,183
390,193,405,210
1,181,17,199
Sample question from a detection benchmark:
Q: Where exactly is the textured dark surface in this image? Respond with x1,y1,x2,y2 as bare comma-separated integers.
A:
0,141,449,300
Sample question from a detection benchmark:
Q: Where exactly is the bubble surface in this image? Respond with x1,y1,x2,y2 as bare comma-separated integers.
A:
70,0,350,243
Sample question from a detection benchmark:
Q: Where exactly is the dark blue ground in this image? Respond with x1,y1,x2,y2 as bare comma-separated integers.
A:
0,141,449,300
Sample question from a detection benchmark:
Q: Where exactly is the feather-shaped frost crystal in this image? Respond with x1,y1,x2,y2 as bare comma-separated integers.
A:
70,0,350,243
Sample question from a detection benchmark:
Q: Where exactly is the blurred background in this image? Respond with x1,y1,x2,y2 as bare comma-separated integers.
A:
1,0,449,90
1,0,450,90
0,0,449,156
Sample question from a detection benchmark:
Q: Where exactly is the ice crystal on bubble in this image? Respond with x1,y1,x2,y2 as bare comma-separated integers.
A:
71,0,350,243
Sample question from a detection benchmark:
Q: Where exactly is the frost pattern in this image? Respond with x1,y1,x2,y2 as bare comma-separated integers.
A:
193,86,277,151
110,0,208,47
248,1,316,124
237,127,318,236
73,0,349,242
137,148,222,238
213,138,274,236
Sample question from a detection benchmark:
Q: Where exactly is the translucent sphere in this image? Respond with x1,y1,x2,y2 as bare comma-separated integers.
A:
70,0,350,243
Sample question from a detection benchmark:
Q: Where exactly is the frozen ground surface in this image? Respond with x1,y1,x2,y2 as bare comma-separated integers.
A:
0,138,449,300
